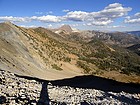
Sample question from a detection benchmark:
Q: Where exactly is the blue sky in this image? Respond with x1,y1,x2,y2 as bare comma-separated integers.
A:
0,0,140,31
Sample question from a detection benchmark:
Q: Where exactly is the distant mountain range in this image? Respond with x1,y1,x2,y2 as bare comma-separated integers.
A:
0,22,140,83
56,27,140,47
126,31,140,37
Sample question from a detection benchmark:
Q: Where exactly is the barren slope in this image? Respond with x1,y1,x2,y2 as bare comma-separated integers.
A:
0,22,82,80
0,22,140,83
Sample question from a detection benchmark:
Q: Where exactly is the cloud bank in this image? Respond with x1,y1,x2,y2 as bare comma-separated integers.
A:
124,12,140,24
0,3,132,26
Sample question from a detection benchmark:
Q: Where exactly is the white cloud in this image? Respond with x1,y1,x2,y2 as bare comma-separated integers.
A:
35,12,43,15
125,12,140,24
97,3,131,18
47,24,53,28
48,24,52,27
47,11,53,14
35,11,53,15
91,20,113,26
106,25,126,28
64,11,88,21
86,23,92,26
31,15,61,22
135,12,140,17
112,25,126,28
71,24,79,27
0,15,62,23
63,3,131,26
62,9,70,12
0,16,29,22
20,25,38,28
0,3,132,26
105,3,122,9
84,3,132,26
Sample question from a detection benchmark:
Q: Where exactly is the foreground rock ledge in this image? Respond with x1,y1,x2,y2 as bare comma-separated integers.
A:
0,70,140,105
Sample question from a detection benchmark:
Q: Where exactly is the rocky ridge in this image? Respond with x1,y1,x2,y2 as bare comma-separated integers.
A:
0,70,140,105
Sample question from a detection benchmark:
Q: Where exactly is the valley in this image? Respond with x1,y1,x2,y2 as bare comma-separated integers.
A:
1,1,140,104
0,22,140,83
0,21,140,105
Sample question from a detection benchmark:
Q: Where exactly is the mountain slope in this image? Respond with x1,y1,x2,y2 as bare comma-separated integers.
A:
127,44,140,56
0,22,82,80
0,22,140,83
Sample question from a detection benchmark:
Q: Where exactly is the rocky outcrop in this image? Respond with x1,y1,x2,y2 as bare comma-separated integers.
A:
0,70,140,105
0,70,42,105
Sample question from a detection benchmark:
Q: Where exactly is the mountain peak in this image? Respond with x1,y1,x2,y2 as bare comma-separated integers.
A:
3,21,17,29
59,25,73,33
4,21,13,25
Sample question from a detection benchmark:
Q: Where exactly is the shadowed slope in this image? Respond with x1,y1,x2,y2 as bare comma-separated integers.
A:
51,75,140,94
15,74,140,94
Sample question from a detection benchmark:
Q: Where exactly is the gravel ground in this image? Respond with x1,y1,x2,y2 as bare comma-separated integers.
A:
0,69,140,105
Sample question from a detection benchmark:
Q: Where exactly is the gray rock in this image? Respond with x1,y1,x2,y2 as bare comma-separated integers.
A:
0,70,140,105
0,96,6,104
